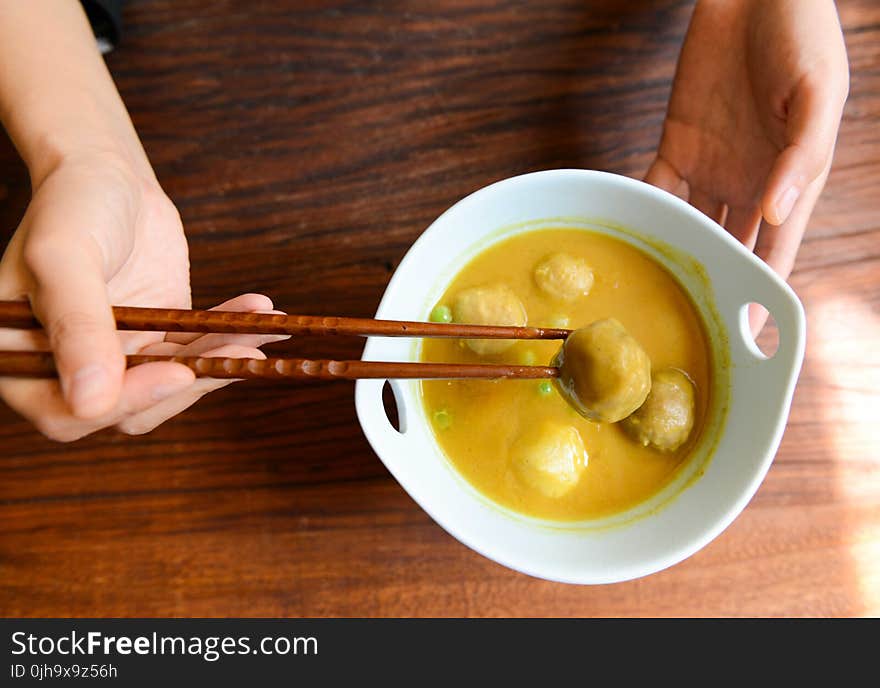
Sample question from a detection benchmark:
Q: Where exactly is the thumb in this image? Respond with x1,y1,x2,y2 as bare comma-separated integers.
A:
24,235,125,419
762,76,846,226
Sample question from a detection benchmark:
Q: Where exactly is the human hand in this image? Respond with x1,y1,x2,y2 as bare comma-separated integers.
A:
646,0,849,330
0,153,285,441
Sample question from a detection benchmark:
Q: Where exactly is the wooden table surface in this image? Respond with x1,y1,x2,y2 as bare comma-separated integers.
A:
1,0,877,618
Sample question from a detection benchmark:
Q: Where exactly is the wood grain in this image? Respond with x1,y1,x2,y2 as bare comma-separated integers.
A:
1,0,878,617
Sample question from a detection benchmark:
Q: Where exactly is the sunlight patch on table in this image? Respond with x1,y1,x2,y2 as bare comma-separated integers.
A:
813,295,880,615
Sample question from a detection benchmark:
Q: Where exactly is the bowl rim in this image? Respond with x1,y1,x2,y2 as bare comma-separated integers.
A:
355,168,806,584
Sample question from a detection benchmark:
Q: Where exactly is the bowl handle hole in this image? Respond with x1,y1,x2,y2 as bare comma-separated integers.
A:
381,380,406,434
740,302,780,359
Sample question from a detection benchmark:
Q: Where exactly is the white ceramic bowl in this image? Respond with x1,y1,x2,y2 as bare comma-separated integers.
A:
355,169,805,584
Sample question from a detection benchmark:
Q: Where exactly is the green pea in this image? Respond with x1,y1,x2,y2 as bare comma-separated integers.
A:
430,305,453,323
433,409,452,430
549,314,570,328
538,380,553,396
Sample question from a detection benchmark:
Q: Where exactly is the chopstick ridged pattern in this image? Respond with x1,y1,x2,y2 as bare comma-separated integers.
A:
0,351,558,381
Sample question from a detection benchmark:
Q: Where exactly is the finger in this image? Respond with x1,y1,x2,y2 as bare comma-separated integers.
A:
0,229,28,297
137,341,183,356
754,217,805,285
687,188,725,224
115,344,265,436
747,303,770,338
23,234,125,419
762,75,847,225
169,330,289,356
755,167,826,282
644,156,687,198
0,237,49,351
148,329,287,358
0,361,194,442
164,293,277,345
0,328,49,352
724,205,763,251
114,362,196,416
748,169,827,336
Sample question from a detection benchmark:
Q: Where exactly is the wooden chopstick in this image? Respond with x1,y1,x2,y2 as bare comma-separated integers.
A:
0,351,558,381
0,300,565,381
0,300,571,340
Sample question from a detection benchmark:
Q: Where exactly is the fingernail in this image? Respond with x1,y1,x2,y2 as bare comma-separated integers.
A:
67,363,110,411
775,186,800,223
150,379,191,402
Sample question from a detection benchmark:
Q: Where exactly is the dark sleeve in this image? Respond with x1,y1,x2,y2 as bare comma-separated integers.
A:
80,0,124,53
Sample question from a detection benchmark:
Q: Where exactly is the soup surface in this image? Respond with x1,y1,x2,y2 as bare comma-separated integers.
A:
420,228,712,521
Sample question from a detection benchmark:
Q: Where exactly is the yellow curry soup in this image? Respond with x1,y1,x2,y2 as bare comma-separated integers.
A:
420,228,712,521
